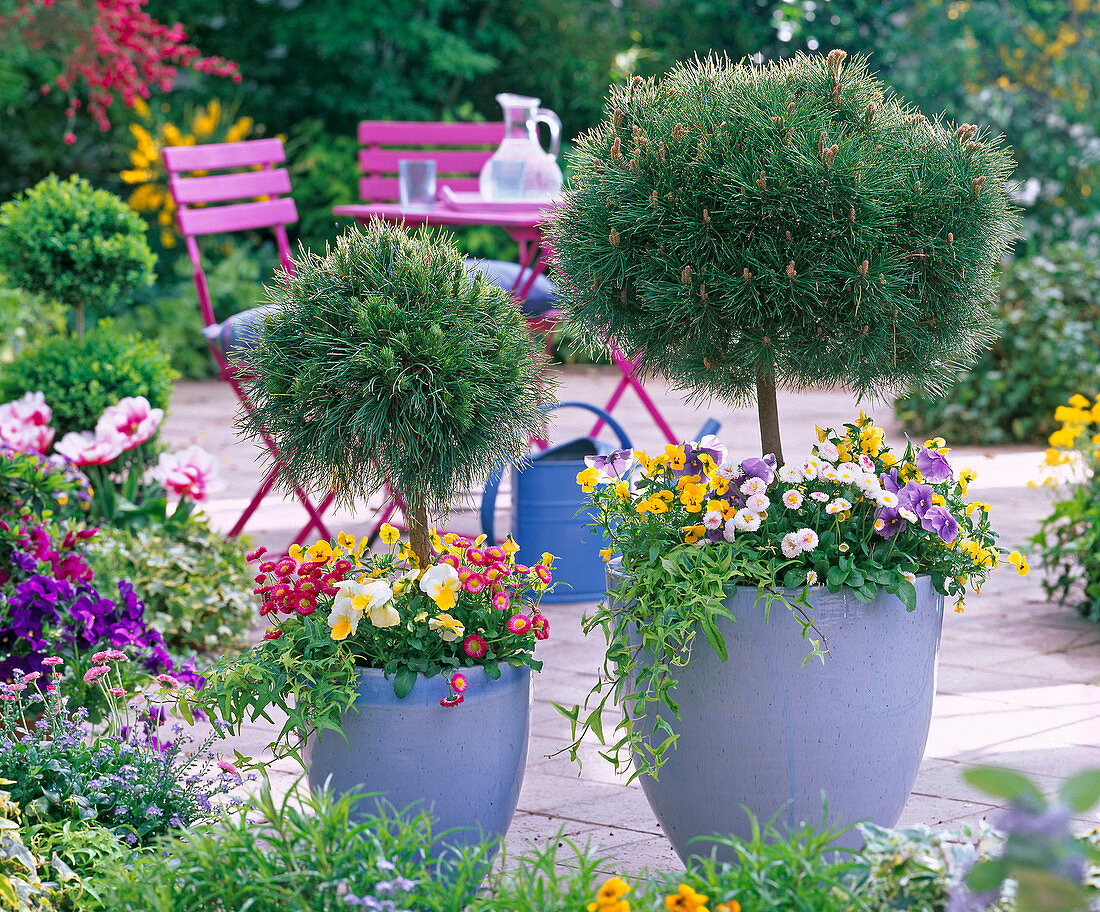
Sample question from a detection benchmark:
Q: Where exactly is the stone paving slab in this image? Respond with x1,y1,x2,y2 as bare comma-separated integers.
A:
161,369,1100,872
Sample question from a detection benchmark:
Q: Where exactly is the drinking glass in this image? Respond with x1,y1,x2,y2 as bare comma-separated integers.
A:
399,159,436,211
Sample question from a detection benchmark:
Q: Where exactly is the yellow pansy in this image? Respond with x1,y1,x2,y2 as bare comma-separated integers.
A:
379,523,400,544
816,425,829,443
502,536,520,561
541,551,557,569
1007,550,1029,575
588,876,631,912
665,883,709,912
430,529,445,552
880,451,898,467
682,524,706,544
428,612,464,642
599,548,614,562
1049,425,1083,448
577,467,601,492
419,563,461,610
1054,405,1091,425
664,445,687,471
679,482,707,512
958,468,977,495
615,480,631,500
708,473,730,496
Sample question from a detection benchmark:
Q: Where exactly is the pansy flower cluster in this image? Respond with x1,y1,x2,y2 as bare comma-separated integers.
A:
579,413,1027,613
243,525,552,708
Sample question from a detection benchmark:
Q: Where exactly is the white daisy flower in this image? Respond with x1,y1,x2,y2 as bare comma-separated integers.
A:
826,498,852,515
816,440,839,461
806,569,819,585
780,532,802,558
702,509,723,531
836,467,857,484
856,474,881,495
874,518,886,531
810,491,830,502
902,571,917,584
778,464,803,484
839,542,850,552
740,477,766,497
876,491,899,508
819,464,839,482
782,489,804,510
800,458,821,480
716,463,736,480
899,507,918,522
733,509,762,532
745,493,771,513
723,518,737,542
858,455,875,473
796,528,819,551
838,462,861,475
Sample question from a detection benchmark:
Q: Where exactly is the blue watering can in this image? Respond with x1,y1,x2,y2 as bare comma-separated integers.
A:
481,402,632,604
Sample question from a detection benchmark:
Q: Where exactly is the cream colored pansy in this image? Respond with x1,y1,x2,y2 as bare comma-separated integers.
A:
429,612,464,642
328,579,368,640
356,579,398,628
419,563,461,611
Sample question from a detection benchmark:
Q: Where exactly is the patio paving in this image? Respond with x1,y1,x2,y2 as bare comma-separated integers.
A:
162,367,1100,874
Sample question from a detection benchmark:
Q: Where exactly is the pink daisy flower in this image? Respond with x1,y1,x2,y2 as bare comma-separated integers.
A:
465,548,487,566
464,573,487,594
82,665,110,684
485,546,505,562
439,553,460,568
492,591,510,611
449,672,468,693
810,491,830,502
531,565,552,585
463,634,488,659
263,628,283,640
108,687,127,697
41,656,63,666
440,694,465,708
513,563,531,575
507,613,533,635
532,612,550,640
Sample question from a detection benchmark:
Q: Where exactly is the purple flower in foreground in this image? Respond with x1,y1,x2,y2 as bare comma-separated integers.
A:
921,505,959,543
916,446,953,484
896,480,934,519
874,507,907,540
584,448,632,479
738,454,776,487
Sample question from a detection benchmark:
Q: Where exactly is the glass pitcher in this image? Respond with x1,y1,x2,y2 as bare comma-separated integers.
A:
479,93,563,202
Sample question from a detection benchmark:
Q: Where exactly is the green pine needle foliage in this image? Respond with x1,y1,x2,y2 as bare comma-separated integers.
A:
240,220,549,517
549,52,1019,405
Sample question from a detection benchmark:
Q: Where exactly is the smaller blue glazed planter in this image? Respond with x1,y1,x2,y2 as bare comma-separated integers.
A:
305,663,531,858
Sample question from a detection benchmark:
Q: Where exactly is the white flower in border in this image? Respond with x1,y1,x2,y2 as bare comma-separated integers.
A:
816,440,840,461
819,464,839,482
733,509,761,532
876,491,899,508
797,528,820,551
778,464,803,484
899,507,919,522
702,510,723,531
722,518,737,542
858,455,876,473
740,477,766,497
810,491,830,502
826,498,852,515
780,532,802,558
836,467,857,484
902,571,917,584
800,458,821,480
782,489,804,510
716,463,736,480
745,493,770,513
806,569,819,585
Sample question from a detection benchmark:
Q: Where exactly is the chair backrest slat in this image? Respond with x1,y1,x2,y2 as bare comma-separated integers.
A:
170,168,292,205
176,197,298,238
356,120,505,204
162,137,286,172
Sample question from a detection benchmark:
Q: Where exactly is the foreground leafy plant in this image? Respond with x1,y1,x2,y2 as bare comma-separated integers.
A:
100,780,497,912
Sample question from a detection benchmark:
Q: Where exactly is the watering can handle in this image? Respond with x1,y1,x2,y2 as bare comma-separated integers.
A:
480,401,632,543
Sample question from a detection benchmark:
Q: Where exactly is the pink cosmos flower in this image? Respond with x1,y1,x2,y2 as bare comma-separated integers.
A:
463,634,488,659
492,591,510,611
449,672,468,693
507,613,532,635
150,445,225,502
156,674,179,688
96,396,163,449
55,431,124,466
83,665,111,683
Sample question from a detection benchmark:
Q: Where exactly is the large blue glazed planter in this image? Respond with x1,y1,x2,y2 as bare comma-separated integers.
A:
619,575,944,862
304,663,531,857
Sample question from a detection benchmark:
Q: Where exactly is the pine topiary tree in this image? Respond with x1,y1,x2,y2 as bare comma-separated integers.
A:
240,219,549,565
548,51,1018,463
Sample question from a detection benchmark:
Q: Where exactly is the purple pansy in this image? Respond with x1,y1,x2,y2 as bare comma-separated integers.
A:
737,454,777,488
584,447,632,480
896,480,934,519
921,505,959,543
916,446,953,484
874,507,907,540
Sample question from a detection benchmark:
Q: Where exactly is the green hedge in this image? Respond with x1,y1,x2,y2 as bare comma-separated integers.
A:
895,242,1100,444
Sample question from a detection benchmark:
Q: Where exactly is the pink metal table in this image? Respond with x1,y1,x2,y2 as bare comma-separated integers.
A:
332,201,678,445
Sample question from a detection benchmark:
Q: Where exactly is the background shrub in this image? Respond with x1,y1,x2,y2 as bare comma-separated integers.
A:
83,519,254,653
0,175,155,334
895,242,1100,444
0,321,177,439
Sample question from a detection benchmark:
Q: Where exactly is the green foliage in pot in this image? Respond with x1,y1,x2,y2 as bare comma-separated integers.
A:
99,780,495,912
0,321,177,440
239,219,548,566
548,51,1018,462
896,243,1100,445
0,784,56,912
82,520,254,653
0,175,155,337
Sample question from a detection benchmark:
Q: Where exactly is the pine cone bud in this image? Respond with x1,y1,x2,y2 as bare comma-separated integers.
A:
743,268,753,284
609,228,621,247
672,123,685,141
947,232,954,246
785,230,793,244
784,128,793,145
972,176,986,195
681,265,692,285
787,99,795,116
649,190,658,209
914,180,921,193
864,102,876,124
786,261,797,279
703,209,711,228
613,107,623,131
756,170,767,192
629,74,643,100
658,141,666,163
630,155,639,171
859,260,869,276
827,49,848,79
772,115,782,127
610,136,621,160
849,207,856,222
699,283,708,302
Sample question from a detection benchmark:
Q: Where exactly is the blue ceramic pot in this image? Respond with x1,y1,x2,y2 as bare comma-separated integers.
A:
305,663,531,858
622,577,944,862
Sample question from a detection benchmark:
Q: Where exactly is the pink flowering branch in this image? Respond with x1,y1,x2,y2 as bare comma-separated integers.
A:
2,0,240,139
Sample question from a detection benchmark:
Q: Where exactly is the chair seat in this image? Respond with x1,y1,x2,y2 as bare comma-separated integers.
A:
464,258,558,316
202,303,280,360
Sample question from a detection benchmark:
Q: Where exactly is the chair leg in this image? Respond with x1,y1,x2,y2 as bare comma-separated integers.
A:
589,348,679,445
291,489,336,546
229,461,282,537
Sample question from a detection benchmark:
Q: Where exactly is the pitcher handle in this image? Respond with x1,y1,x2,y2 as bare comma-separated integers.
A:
535,108,562,159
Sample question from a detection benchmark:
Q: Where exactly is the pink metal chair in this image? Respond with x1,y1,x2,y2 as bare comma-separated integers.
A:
356,120,560,337
163,137,335,545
